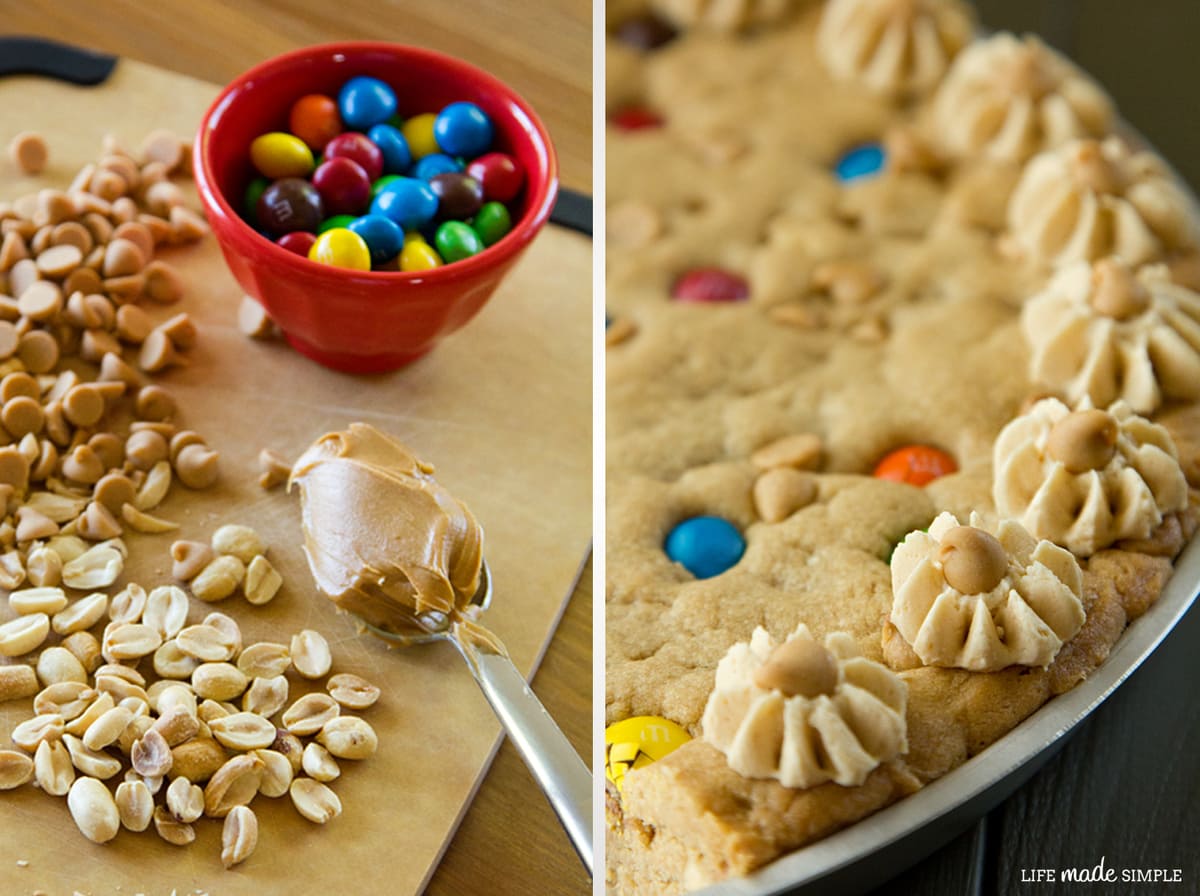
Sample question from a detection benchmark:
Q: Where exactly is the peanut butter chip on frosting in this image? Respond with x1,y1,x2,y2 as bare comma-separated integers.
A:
993,397,1189,556
937,525,1008,594
1023,259,1200,414
891,511,1085,671
1044,409,1117,473
751,637,838,698
702,625,908,789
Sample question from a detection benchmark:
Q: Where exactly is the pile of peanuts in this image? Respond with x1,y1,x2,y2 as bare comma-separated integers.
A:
0,129,222,594
0,563,379,868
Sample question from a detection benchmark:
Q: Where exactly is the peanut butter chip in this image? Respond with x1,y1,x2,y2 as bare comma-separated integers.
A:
63,384,105,428
1,395,44,438
750,433,823,471
175,444,219,489
102,237,146,279
10,132,48,175
93,474,136,515
1045,409,1119,473
159,313,197,350
125,430,168,470
99,352,141,388
0,322,16,360
112,222,153,261
752,637,839,699
17,330,58,373
0,232,29,271
141,130,184,172
1090,258,1151,320
257,449,290,490
169,206,208,243
143,261,183,303
753,468,817,523
1,372,38,402
34,244,82,279
138,329,179,373
0,446,29,490
10,258,40,296
51,221,92,254
115,304,152,343
135,385,175,421
938,526,1009,595
62,445,105,484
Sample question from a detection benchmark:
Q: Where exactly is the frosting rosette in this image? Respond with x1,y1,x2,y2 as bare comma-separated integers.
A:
1007,137,1198,268
890,511,1084,671
933,33,1113,164
650,0,796,31
993,398,1189,556
701,624,907,788
817,0,973,97
1023,258,1200,414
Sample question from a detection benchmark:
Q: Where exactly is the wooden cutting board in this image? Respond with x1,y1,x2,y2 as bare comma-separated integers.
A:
0,58,591,894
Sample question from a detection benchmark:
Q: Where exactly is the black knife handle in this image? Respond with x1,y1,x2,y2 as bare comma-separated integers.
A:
0,35,117,85
550,187,591,237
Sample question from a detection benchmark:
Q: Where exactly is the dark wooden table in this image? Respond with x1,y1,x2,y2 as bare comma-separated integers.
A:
869,3,1200,892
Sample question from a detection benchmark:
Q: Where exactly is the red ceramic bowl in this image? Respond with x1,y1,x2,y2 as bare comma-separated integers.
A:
194,42,558,373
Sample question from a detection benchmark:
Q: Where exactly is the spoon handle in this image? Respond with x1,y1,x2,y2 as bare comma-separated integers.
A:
453,634,594,876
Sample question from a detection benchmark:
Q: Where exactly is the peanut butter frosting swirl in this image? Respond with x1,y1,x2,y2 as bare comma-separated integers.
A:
933,33,1113,164
290,424,486,641
650,0,797,32
817,0,973,97
993,398,1189,557
1007,137,1199,268
701,624,907,789
1023,258,1200,414
890,511,1084,671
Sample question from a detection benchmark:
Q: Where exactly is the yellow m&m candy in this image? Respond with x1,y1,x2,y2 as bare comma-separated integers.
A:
402,113,440,160
249,132,314,179
604,716,692,792
308,228,371,271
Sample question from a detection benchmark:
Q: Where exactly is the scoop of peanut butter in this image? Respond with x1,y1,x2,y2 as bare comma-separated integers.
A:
289,424,484,638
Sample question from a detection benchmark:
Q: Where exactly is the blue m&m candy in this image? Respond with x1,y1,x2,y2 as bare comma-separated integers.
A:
410,153,463,182
348,214,406,266
338,76,398,130
433,102,493,158
835,143,886,182
664,516,745,579
367,123,413,175
371,177,438,230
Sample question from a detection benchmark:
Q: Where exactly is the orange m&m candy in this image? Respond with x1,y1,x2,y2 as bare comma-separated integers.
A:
873,445,957,486
289,94,343,152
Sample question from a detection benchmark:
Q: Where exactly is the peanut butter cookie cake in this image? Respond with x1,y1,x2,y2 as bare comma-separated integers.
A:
604,1,1200,892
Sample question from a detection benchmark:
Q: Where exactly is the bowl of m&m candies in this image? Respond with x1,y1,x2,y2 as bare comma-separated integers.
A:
194,43,557,372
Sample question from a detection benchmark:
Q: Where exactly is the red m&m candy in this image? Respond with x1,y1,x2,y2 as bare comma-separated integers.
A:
312,157,372,216
467,152,524,203
277,231,317,256
873,446,957,486
671,268,749,303
610,106,664,131
324,132,384,182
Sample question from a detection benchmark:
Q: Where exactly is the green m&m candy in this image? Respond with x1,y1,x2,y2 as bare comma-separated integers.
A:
243,177,270,225
318,214,357,234
435,221,483,263
472,201,511,247
371,174,402,200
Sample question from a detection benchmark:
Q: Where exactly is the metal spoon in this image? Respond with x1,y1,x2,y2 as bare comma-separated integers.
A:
359,560,594,875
